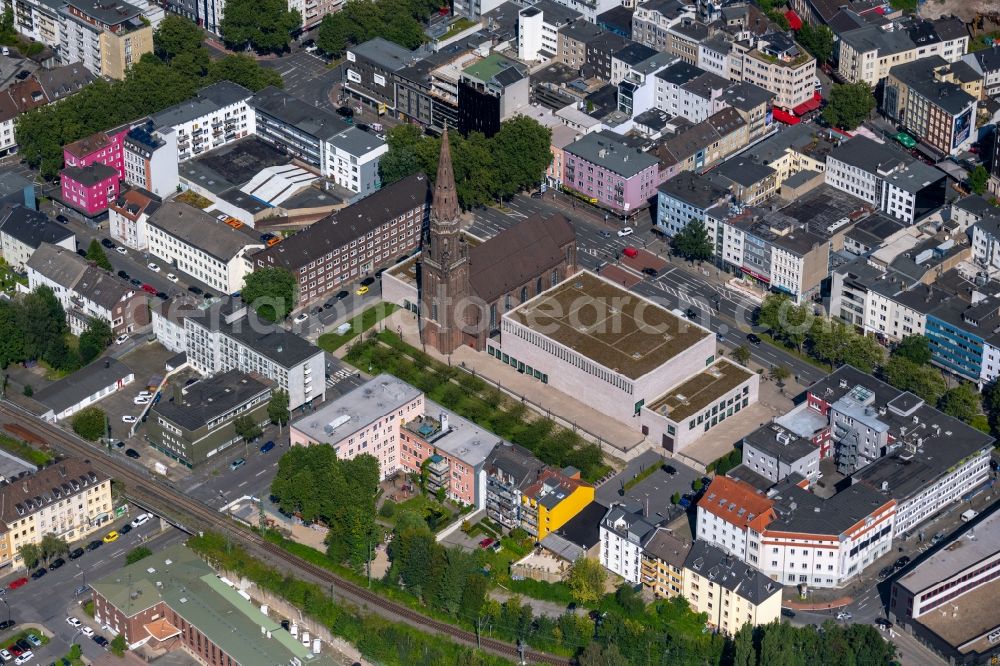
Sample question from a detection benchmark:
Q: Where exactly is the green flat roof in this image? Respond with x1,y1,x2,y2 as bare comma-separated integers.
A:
647,358,753,422
93,544,337,666
463,53,520,83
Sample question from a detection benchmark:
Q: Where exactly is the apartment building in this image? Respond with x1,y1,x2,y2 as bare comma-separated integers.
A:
122,122,179,198
654,60,728,123
290,374,422,480
836,17,969,86
695,476,775,562
519,467,594,539
653,107,750,179
557,19,603,70
62,126,129,179
562,131,662,214
251,172,429,305
323,125,387,195
184,307,325,411
458,53,529,138
655,170,729,236
829,259,927,342
961,46,1000,98
740,122,838,188
883,58,977,157
518,0,580,63
632,0,694,52
27,242,150,337
717,82,773,141
741,423,820,484
600,504,661,584
484,443,547,531
150,81,255,162
60,162,119,216
731,32,817,111
640,527,691,599
108,187,160,250
640,358,759,454
682,541,782,635
0,460,111,569
615,51,674,125
59,0,152,79
9,0,63,48
824,136,947,223
0,205,74,271
148,370,271,467
147,202,263,294
0,79,47,156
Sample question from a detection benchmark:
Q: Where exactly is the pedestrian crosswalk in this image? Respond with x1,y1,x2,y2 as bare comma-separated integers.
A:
327,368,353,387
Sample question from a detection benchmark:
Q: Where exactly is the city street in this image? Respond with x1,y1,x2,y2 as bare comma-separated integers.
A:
0,518,185,665
261,51,341,113
467,191,826,385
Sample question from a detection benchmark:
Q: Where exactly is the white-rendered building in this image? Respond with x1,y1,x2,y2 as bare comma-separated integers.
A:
600,505,660,584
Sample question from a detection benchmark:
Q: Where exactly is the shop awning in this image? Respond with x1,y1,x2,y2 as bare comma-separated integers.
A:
784,9,802,30
792,93,822,116
772,108,800,125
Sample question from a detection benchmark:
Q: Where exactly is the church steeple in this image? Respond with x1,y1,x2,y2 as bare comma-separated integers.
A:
431,127,460,224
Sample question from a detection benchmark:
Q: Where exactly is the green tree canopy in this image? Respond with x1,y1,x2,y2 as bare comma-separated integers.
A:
110,634,128,657
883,356,947,404
79,318,113,364
220,0,300,53
566,557,606,605
268,388,290,426
39,533,70,561
233,415,263,443
316,0,432,57
86,239,112,271
72,407,107,441
969,165,989,195
18,543,41,569
893,334,932,364
731,345,751,366
154,15,209,77
840,333,885,374
671,219,714,261
242,266,297,321
125,546,153,564
797,23,834,62
208,55,284,91
938,382,982,423
822,82,876,131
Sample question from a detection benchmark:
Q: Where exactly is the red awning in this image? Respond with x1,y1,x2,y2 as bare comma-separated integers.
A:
792,97,822,115
772,108,800,125
784,9,803,30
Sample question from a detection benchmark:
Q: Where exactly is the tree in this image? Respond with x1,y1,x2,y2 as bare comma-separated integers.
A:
840,333,885,374
72,407,107,441
732,345,752,366
233,415,262,443
18,543,41,569
769,365,791,386
893,334,931,365
672,219,715,261
692,478,703,492
268,388,290,426
220,0,301,54
883,356,947,404
797,23,834,62
79,318,113,364
733,623,757,666
578,643,629,666
109,634,127,657
566,557,606,605
39,533,69,561
126,546,153,564
22,384,32,397
670,491,681,504
938,382,981,424
208,55,284,91
86,239,112,271
242,267,297,321
969,165,989,195
154,15,208,77
822,81,876,131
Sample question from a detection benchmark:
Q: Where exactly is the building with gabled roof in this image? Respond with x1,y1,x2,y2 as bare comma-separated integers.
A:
0,204,74,270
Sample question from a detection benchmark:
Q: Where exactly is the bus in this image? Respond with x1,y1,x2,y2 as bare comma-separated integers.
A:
895,132,917,149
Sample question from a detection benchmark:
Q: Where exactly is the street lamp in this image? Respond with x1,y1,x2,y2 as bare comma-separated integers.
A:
75,562,86,592
0,598,9,624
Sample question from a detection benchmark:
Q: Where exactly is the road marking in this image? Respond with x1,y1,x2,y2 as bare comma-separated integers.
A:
255,469,268,477
238,481,248,488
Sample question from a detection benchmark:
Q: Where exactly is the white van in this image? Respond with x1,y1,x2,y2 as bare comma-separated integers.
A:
961,509,978,522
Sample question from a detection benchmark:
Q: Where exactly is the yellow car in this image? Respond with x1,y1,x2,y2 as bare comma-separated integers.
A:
355,285,369,296
103,531,119,543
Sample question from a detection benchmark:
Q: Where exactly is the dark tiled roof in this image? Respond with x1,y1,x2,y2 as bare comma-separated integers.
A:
61,163,118,186
683,540,781,606
468,212,574,303
642,527,691,568
0,459,106,525
253,173,430,272
486,443,546,490
0,205,73,250
152,370,270,432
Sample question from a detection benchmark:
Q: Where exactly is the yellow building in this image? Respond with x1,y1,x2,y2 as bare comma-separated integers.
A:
0,459,112,569
520,467,594,540
682,541,782,635
100,24,153,80
641,527,691,599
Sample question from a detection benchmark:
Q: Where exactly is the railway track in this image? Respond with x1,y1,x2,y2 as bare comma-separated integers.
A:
0,402,569,665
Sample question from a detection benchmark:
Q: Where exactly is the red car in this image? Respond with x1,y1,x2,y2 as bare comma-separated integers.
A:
478,538,494,549
7,577,27,590
141,284,157,294
8,644,22,656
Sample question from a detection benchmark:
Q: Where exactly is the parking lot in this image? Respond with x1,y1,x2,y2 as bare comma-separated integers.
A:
262,51,340,112
595,450,701,515
92,343,176,442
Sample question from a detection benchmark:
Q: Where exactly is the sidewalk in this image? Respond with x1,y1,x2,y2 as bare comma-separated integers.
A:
377,309,647,461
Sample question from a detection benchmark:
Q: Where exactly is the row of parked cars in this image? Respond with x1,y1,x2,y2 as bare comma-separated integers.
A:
0,632,43,664
877,555,911,581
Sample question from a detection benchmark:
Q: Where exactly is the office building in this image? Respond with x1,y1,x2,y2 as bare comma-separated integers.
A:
344,38,413,113
59,0,153,79
458,53,529,138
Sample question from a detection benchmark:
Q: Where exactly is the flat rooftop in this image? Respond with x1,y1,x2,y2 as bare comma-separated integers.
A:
403,400,505,468
647,359,752,422
505,271,711,380
292,374,421,443
898,511,1000,595
916,577,1000,653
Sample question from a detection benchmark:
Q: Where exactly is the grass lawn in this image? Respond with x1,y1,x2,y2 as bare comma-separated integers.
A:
318,304,397,353
0,433,52,466
395,493,456,532
440,17,475,40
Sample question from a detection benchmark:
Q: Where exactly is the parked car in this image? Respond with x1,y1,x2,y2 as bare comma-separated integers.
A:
122,415,137,424
133,395,151,405
478,538,494,549
336,290,349,300
24,636,39,649
7,578,26,591
661,464,677,476
598,230,612,239
894,556,910,569
156,292,168,300
781,608,795,618
0,648,11,661
147,262,160,272
260,441,275,453
119,523,132,534
361,276,375,287
617,227,634,237
74,585,89,596
835,611,852,621
355,285,369,296
29,568,45,580
14,651,32,664
117,270,129,279
530,190,543,198
747,333,762,346
103,531,119,543
166,273,178,282
93,635,109,649
0,620,14,631
86,540,102,551
100,238,115,249
129,278,141,287
125,448,140,459
187,285,203,295
65,617,81,628
80,627,94,638
68,548,84,560
115,246,127,255
877,566,894,580
685,308,698,320
56,215,68,223
115,334,129,345
49,557,65,570
230,458,246,471
678,496,692,509
131,513,152,528
642,267,659,277
293,312,308,323
141,284,156,294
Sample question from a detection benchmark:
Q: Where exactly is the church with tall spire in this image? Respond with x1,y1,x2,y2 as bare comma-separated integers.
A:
419,129,579,355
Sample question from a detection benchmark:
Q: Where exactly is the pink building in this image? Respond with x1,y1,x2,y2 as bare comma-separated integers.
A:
562,131,663,215
62,125,129,180
61,163,120,216
289,374,497,508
